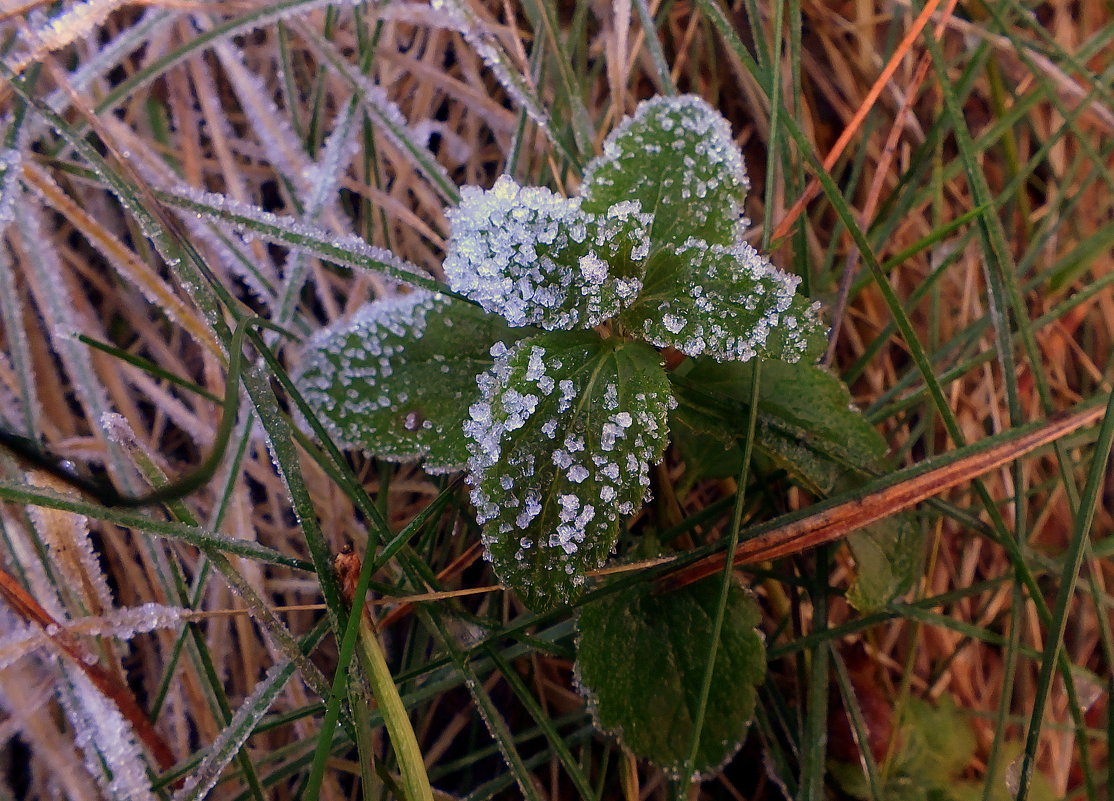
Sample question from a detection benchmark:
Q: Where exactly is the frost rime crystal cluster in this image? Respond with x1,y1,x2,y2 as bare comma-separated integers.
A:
443,176,651,330
462,333,673,604
296,95,825,610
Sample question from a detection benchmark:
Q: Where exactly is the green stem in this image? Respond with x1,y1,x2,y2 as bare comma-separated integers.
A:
355,613,434,801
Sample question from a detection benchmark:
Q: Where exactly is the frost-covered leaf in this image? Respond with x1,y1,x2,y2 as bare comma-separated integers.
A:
294,290,526,473
581,94,749,248
444,175,651,330
674,358,922,610
576,574,765,778
620,240,826,364
464,332,672,609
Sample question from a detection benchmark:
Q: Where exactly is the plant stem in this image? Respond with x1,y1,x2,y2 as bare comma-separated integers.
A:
355,611,434,801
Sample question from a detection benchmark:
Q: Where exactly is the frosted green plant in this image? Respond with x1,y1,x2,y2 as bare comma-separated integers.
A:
295,94,825,612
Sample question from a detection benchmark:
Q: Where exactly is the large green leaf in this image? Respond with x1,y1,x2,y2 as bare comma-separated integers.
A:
576,575,765,778
443,175,651,330
683,358,886,492
620,241,826,365
464,332,672,609
674,358,922,610
580,94,749,248
293,290,524,473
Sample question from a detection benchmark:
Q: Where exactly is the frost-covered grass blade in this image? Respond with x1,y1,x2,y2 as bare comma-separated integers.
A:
464,332,672,609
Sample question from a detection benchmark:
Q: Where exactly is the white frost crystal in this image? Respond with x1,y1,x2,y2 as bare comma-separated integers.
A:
462,334,671,608
623,238,823,363
443,175,651,330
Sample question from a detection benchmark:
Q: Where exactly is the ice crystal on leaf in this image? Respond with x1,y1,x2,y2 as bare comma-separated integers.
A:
443,175,650,330
463,332,672,609
299,93,826,610
294,290,528,473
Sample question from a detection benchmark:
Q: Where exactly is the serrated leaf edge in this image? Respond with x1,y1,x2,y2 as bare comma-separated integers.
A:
572,579,765,781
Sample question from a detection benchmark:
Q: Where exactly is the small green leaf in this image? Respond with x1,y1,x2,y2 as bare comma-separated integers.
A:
675,358,922,610
581,94,749,247
444,175,651,330
832,698,1058,801
464,332,672,609
294,291,525,473
844,516,921,612
620,241,826,365
576,575,765,778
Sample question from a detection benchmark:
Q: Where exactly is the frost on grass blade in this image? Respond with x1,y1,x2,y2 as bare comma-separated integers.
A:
294,290,526,474
444,175,651,330
464,332,672,609
620,238,826,364
581,94,749,248
61,669,157,801
576,573,765,779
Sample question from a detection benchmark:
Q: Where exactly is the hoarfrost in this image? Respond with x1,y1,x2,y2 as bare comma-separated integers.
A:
62,670,158,801
167,183,426,287
443,175,650,330
173,660,295,801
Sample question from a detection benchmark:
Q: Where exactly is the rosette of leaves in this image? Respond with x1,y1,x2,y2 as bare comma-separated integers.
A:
295,95,825,610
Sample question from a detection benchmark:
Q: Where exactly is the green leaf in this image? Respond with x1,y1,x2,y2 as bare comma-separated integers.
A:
844,516,922,613
620,240,826,365
832,698,1058,801
464,332,672,609
674,358,922,610
294,290,525,473
575,575,765,778
684,358,887,493
581,94,749,247
444,175,651,330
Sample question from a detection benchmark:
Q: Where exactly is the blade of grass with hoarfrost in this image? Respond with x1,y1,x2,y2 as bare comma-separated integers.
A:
207,37,323,198
100,124,280,310
156,186,449,295
58,668,159,801
34,9,175,133
432,0,579,168
22,162,221,355
272,96,361,328
0,482,313,570
0,241,39,437
11,201,138,490
172,661,297,801
295,26,460,204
